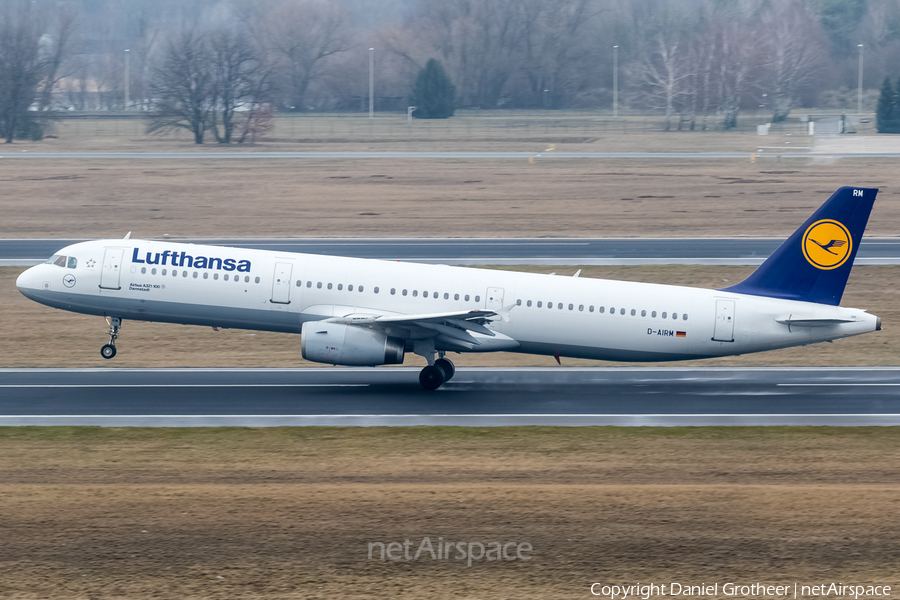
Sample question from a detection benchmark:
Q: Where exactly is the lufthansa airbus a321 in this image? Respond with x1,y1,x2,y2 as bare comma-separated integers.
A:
16,186,881,389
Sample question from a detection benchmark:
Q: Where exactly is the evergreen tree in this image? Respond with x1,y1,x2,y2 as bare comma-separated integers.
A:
410,59,455,119
877,77,894,133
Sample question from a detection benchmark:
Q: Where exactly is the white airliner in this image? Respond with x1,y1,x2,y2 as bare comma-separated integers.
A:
16,186,881,389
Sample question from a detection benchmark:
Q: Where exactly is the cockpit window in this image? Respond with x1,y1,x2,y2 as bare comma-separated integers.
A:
47,255,68,267
67,257,77,269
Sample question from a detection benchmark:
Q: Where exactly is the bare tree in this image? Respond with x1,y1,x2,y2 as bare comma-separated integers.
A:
0,2,47,142
632,12,693,131
761,0,823,122
265,1,351,111
148,30,215,144
37,7,77,111
209,29,274,143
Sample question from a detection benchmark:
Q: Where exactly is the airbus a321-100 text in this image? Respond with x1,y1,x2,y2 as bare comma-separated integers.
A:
16,187,881,389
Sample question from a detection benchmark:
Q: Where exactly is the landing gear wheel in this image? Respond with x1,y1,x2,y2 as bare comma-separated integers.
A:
419,365,446,390
100,344,117,359
434,358,455,380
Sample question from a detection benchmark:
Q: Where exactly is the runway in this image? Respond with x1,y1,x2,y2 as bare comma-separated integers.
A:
3,237,900,267
0,151,793,159
2,367,899,427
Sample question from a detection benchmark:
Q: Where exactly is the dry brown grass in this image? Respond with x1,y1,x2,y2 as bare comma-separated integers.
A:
0,427,898,599
1,155,899,238
3,264,897,368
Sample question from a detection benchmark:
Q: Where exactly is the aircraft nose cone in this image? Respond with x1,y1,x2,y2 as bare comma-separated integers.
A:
16,266,36,291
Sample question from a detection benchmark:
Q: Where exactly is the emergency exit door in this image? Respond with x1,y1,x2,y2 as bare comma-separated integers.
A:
712,299,735,342
485,287,504,309
99,247,124,290
270,262,293,304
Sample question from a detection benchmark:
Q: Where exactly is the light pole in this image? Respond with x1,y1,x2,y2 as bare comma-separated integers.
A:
613,45,618,118
857,44,864,115
368,47,374,119
124,48,130,110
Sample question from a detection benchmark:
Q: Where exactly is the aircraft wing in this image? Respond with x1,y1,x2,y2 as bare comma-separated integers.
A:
329,309,503,349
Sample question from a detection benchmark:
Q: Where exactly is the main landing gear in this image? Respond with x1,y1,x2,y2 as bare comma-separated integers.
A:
101,317,121,359
418,352,456,391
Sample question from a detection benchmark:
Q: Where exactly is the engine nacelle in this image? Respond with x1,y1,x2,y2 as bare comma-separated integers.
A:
301,321,405,366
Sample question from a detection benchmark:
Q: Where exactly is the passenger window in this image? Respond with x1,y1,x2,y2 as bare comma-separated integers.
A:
391,288,395,295
359,285,364,292
318,282,322,288
348,285,354,292
214,273,219,280
475,296,480,302
610,307,615,314
141,267,146,274
374,287,379,294
579,305,583,311
527,300,532,307
327,283,332,289
548,302,553,310
403,289,408,296
203,272,208,279
641,310,646,317
173,270,178,277
652,311,657,317
537,301,542,308
193,272,198,278
224,274,229,281
413,290,418,297
589,305,594,312
67,257,77,269
620,308,625,315
255,277,260,283
465,294,470,301
162,269,167,276
599,306,605,313
516,299,522,306
423,291,428,298
296,280,301,287
183,271,188,278
307,281,312,288
338,284,343,291
558,303,563,310
662,312,667,319
631,309,636,316
683,314,688,321
454,294,459,300
673,313,678,320
444,293,449,300
53,255,67,267
152,268,157,275
245,276,250,283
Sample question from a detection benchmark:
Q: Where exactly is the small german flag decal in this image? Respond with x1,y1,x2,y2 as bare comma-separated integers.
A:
676,331,687,338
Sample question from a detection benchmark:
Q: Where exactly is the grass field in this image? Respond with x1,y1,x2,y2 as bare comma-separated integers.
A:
4,264,897,368
1,155,899,239
0,426,897,599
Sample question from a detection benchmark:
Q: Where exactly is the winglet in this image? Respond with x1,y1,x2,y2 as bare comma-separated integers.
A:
124,231,132,239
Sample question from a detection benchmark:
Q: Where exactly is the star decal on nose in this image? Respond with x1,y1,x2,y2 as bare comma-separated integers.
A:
86,259,96,268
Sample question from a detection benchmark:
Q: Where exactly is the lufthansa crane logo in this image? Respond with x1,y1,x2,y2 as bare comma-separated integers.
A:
802,219,852,270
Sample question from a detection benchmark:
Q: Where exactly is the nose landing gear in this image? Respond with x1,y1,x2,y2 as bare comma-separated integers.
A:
101,317,121,360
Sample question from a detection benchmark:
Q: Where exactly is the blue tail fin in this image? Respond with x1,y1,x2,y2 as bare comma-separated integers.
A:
721,186,877,305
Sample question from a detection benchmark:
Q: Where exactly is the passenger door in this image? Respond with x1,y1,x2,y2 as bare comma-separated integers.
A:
99,247,125,290
270,262,293,304
712,299,735,342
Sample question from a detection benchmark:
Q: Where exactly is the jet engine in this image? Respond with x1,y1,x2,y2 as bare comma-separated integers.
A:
301,321,405,366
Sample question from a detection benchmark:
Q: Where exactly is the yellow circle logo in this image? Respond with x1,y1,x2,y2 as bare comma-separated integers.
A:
802,219,852,270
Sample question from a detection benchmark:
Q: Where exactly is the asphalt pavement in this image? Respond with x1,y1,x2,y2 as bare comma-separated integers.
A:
3,238,900,266
2,367,898,426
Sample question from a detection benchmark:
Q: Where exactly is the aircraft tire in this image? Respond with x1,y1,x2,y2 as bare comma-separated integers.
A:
419,365,445,390
435,358,455,380
101,344,117,359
